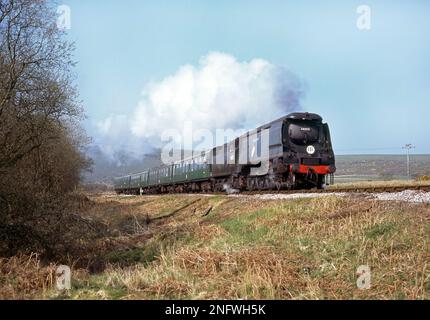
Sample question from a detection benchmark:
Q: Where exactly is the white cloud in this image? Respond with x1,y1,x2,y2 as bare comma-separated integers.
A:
95,52,306,155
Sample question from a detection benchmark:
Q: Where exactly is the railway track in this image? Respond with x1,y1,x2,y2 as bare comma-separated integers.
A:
326,184,430,194
119,183,430,196
233,184,430,196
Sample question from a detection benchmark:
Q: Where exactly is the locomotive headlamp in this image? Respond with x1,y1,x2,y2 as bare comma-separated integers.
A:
306,145,316,155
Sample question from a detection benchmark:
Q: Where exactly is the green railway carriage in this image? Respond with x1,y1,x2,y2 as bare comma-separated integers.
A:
113,176,130,192
148,169,159,187
113,171,148,193
130,173,141,189
136,171,149,188
140,171,149,188
171,155,211,184
115,154,213,194
159,166,172,185
115,140,249,194
185,156,211,182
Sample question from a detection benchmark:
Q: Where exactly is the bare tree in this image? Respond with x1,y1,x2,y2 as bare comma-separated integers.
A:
0,0,92,258
0,0,80,172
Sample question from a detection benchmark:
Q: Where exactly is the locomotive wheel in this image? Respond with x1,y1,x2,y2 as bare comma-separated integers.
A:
287,173,296,190
257,178,265,191
247,180,252,191
317,174,326,190
247,179,255,191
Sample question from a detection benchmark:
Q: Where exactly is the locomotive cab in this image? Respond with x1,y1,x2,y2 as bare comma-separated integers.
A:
282,112,336,189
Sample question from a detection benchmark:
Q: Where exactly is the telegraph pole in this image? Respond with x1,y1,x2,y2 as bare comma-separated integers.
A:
402,144,415,179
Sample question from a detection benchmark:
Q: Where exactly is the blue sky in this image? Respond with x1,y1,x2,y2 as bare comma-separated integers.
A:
65,0,430,154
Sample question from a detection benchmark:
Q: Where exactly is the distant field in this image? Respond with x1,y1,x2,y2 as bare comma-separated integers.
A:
334,175,392,184
334,154,430,183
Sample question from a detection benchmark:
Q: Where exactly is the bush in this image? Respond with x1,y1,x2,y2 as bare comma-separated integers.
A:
416,175,430,182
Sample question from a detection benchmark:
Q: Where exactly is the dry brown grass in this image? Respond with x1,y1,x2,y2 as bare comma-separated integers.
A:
0,254,56,299
97,245,307,300
416,175,430,182
1,191,429,300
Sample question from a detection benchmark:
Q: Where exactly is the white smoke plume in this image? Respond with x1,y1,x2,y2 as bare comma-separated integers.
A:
94,52,306,157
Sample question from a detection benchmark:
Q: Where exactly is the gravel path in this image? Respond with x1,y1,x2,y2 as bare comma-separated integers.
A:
371,190,430,203
228,192,347,200
228,190,430,203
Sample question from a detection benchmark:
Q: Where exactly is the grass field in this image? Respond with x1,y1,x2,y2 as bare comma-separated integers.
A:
1,188,429,300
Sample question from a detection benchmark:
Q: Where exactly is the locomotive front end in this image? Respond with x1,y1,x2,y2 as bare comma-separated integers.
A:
282,112,336,189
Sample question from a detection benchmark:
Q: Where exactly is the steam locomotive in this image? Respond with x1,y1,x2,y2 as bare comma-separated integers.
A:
114,112,336,194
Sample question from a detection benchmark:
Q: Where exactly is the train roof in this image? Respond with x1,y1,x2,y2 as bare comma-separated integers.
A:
286,112,323,122
250,112,323,132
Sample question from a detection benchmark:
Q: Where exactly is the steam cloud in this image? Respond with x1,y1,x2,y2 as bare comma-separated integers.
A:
95,52,306,157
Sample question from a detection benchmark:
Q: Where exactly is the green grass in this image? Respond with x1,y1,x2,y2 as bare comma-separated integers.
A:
365,222,397,239
105,245,159,267
220,210,272,245
67,274,128,300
